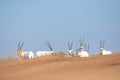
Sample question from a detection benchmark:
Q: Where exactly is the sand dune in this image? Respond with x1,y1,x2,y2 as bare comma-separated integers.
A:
0,53,120,80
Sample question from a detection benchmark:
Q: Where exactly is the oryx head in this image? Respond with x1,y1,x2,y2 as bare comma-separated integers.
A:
17,41,24,57
44,41,53,51
68,41,74,54
68,41,73,51
100,40,105,55
79,38,84,51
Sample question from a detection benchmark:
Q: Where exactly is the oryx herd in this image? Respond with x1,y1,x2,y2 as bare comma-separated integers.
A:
17,39,112,59
17,41,54,59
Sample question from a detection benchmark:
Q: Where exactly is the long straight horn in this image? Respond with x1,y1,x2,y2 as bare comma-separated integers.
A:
18,42,20,49
100,40,102,48
79,38,82,46
82,38,84,45
68,41,70,50
20,42,24,50
47,41,53,51
87,44,89,52
44,41,50,49
71,41,73,50
102,40,105,48
84,43,87,51
80,38,84,45
45,41,53,51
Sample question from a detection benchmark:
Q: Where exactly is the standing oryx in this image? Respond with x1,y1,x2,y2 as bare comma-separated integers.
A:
100,40,112,55
17,42,34,59
36,41,54,57
67,41,76,57
78,38,89,57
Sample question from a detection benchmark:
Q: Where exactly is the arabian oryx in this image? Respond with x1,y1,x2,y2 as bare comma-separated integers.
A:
17,42,34,59
78,38,89,57
100,40,112,55
67,41,76,57
36,41,54,57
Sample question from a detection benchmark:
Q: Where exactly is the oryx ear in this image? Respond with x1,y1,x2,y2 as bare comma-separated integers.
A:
18,41,20,50
20,42,24,50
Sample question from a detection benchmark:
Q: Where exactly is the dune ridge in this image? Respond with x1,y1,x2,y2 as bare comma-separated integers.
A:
0,53,120,80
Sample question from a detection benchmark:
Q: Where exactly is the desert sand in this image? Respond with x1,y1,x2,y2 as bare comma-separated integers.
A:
0,53,120,80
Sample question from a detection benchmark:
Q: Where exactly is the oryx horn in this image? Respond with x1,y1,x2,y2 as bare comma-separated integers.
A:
20,42,24,50
44,41,53,51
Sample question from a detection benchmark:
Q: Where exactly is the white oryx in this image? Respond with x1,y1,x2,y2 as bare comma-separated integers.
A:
17,42,34,59
67,41,76,57
36,41,54,57
100,40,112,55
78,38,89,57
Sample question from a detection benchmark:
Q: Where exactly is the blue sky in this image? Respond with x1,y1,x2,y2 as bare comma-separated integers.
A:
0,0,120,57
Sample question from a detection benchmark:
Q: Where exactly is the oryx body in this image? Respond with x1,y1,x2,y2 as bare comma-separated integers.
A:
36,41,54,57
